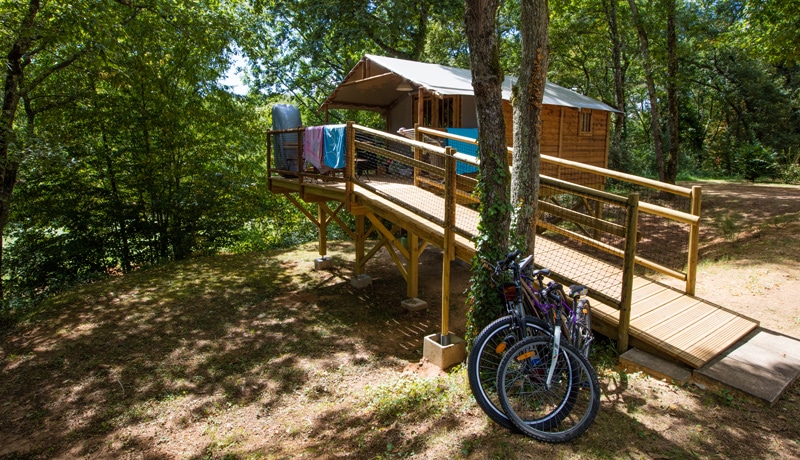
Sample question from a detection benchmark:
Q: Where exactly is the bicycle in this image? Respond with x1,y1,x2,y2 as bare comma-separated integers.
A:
467,250,552,431
495,276,600,442
519,265,594,358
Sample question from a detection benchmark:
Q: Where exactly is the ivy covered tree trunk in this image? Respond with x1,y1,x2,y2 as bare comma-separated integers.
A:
464,0,511,341
511,0,549,255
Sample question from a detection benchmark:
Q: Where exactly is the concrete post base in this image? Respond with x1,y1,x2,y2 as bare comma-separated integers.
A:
350,274,372,289
423,333,466,370
314,257,334,270
401,298,428,312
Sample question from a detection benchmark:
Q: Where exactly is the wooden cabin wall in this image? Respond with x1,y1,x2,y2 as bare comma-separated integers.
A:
461,97,478,128
502,102,609,189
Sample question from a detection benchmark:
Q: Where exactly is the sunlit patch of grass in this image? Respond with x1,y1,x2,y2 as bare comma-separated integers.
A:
363,370,467,423
715,212,742,241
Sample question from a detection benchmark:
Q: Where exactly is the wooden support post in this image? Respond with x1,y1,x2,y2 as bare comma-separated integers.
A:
686,186,702,295
618,193,639,354
345,121,355,212
407,232,420,298
366,214,409,282
417,87,424,127
557,107,565,179
355,214,366,276
440,146,457,345
317,203,327,257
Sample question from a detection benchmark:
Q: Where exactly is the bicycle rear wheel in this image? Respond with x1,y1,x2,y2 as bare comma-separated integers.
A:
496,336,600,443
467,315,551,431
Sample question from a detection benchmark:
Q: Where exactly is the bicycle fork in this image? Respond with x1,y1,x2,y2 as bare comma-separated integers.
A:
545,324,562,388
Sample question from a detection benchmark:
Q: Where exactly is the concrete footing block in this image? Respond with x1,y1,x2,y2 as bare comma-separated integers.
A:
314,257,334,270
350,274,372,289
401,298,428,312
423,333,466,370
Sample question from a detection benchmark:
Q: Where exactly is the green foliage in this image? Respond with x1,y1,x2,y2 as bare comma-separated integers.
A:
2,0,273,313
5,0,800,323
363,372,463,422
241,0,465,124
777,148,800,184
734,144,778,182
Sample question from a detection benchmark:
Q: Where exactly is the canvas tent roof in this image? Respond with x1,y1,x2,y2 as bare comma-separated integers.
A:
321,54,621,113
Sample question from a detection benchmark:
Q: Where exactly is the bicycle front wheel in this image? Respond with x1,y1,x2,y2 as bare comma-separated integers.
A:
467,315,551,431
496,336,600,443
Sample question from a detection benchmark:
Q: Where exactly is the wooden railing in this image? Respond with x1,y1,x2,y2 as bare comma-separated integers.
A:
415,126,702,295
266,123,697,350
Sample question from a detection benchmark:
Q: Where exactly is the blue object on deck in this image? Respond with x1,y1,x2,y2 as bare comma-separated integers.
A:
324,124,346,169
445,128,479,174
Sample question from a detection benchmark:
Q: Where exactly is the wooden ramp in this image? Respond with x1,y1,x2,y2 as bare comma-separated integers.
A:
270,176,759,370
530,236,759,368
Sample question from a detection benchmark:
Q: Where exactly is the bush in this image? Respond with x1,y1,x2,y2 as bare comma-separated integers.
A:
734,143,778,182
777,148,800,184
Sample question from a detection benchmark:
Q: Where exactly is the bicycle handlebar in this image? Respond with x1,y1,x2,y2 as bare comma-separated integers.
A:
498,250,522,269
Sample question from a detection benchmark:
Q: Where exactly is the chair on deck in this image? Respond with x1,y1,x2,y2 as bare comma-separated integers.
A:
356,150,379,180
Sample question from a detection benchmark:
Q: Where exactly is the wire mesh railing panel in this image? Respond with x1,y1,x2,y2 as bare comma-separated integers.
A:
543,158,696,280
408,128,481,239
536,181,632,303
352,127,449,228
606,179,692,275
267,126,350,185
268,128,304,179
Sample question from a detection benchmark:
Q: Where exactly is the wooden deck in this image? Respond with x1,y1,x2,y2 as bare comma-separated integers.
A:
270,175,759,369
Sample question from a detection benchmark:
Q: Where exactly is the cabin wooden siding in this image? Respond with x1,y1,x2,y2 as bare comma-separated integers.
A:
388,89,612,188
502,102,611,186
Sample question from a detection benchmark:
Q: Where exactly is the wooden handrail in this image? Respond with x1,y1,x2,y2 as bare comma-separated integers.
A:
413,126,702,293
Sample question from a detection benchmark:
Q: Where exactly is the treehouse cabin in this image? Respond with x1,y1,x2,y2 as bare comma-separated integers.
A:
320,54,621,186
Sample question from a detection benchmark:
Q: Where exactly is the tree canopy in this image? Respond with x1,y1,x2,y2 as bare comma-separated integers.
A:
2,0,799,318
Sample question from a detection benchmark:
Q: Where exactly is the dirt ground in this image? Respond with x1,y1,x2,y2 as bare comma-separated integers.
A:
1,180,799,459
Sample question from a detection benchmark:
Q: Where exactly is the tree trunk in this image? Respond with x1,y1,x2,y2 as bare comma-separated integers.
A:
511,0,549,255
605,0,627,148
666,0,679,184
464,0,510,339
465,0,510,250
0,0,41,299
628,0,666,182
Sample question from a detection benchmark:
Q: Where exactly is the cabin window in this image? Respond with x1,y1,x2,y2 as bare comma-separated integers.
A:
413,95,461,128
579,110,593,135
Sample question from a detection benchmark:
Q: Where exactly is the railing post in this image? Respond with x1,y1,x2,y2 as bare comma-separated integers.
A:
440,146,457,345
296,129,304,187
686,185,702,295
345,121,355,212
618,193,639,354
414,123,422,187
267,132,273,190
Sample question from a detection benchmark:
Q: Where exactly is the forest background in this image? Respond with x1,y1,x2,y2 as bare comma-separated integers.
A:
1,0,799,323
